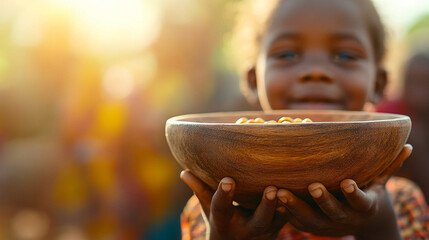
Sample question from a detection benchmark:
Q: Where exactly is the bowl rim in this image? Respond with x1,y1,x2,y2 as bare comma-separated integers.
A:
166,110,411,126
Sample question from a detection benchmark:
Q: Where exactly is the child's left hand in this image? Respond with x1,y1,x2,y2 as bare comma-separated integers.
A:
181,170,288,240
276,144,412,240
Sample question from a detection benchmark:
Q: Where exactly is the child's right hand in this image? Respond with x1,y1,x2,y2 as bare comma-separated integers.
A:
275,144,413,239
180,170,288,240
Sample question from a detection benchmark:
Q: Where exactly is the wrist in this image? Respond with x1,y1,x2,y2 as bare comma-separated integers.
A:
355,190,401,240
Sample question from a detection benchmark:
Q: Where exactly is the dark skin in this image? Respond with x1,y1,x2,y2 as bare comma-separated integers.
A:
181,172,289,239
181,0,413,239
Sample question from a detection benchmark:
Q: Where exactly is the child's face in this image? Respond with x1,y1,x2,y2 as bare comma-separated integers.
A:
248,0,385,111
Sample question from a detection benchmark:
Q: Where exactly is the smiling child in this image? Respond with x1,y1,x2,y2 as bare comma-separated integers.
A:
180,0,429,239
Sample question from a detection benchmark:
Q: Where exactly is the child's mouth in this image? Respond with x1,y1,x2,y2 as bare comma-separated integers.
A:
288,86,345,110
288,101,344,110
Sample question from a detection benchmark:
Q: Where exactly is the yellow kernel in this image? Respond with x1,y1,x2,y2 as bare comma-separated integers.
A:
278,117,294,123
254,117,265,123
293,118,302,123
235,117,248,124
302,118,313,123
264,120,277,124
245,119,257,123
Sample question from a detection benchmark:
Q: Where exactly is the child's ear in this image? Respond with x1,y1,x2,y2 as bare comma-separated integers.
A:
372,68,388,104
241,67,259,104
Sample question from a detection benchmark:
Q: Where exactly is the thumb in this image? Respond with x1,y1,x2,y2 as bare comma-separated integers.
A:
373,144,413,185
180,170,214,217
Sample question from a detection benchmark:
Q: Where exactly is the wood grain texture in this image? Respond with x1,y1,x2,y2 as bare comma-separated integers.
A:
165,110,411,209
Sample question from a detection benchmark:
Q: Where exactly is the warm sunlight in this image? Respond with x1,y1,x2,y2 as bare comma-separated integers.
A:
49,0,162,55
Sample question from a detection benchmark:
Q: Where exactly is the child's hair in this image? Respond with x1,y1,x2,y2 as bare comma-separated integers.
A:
230,0,387,104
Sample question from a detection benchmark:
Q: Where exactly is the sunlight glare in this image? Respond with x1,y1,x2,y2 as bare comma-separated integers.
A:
50,0,162,55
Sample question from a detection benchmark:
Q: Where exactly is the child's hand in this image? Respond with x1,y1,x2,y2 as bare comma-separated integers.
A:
276,144,412,240
181,170,288,240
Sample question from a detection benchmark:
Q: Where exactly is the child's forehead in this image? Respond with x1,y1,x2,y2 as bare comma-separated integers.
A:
268,0,368,34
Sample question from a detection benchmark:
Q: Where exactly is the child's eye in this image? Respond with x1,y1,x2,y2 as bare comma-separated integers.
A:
334,52,358,62
275,51,299,60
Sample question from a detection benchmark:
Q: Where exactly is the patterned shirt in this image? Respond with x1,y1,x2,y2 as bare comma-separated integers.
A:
181,177,429,240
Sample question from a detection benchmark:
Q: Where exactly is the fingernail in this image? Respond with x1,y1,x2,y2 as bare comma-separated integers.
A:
221,183,232,192
343,184,354,193
266,189,277,200
310,188,323,198
277,191,288,204
180,170,186,179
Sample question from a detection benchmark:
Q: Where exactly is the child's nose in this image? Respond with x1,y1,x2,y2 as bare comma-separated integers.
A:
299,65,334,83
298,54,334,83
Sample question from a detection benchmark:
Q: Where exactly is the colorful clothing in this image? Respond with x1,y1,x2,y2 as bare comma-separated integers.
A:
387,178,429,239
181,177,429,240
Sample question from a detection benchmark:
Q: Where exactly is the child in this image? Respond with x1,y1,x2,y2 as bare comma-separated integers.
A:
180,0,429,239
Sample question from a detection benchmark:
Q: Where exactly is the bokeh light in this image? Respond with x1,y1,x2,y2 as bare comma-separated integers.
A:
11,210,50,240
103,66,135,99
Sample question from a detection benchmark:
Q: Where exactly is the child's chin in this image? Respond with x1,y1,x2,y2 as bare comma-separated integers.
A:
288,102,345,110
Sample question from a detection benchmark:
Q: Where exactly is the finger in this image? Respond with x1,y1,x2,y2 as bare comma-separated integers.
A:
341,179,375,212
277,189,327,231
374,144,413,185
180,170,213,216
210,177,236,229
308,183,348,222
248,186,278,229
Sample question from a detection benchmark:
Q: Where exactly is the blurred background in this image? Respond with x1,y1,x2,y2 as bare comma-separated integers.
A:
0,0,428,239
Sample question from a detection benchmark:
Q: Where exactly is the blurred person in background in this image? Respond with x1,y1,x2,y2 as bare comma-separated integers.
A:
377,51,429,201
377,15,429,201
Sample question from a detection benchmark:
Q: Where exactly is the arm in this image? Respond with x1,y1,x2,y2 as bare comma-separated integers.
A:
180,171,288,240
276,144,413,239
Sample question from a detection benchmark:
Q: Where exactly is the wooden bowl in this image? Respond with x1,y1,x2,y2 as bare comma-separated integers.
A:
165,110,411,209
